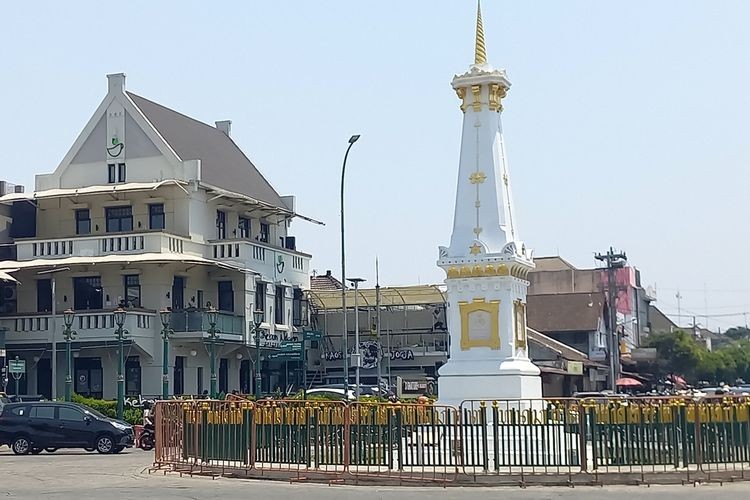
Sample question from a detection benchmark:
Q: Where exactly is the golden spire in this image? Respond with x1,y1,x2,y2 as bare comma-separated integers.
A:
474,0,487,65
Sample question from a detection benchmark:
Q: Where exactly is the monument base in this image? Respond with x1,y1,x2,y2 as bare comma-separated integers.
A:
436,357,542,409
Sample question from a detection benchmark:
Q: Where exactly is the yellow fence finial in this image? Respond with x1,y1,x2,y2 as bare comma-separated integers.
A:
475,0,487,65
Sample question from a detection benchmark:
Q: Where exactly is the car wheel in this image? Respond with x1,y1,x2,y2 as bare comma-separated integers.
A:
95,435,114,454
111,446,124,454
44,447,58,453
30,448,43,455
11,437,31,455
84,447,95,452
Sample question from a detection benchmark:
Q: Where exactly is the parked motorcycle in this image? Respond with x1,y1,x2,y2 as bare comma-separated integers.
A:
138,406,155,451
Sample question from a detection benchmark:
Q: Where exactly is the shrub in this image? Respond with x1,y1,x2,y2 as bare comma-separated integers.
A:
122,407,144,426
72,393,116,418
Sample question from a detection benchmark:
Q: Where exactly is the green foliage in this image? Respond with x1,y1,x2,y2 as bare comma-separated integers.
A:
645,330,703,379
646,329,750,385
71,393,116,418
725,327,750,341
122,407,144,426
70,394,142,425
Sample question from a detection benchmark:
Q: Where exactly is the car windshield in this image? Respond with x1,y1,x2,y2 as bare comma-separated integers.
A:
80,406,108,419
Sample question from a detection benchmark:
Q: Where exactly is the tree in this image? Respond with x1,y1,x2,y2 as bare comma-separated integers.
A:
725,327,750,341
644,330,704,380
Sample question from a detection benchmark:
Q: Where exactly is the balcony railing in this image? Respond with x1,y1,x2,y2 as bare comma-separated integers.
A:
14,231,201,261
169,309,244,337
207,239,309,279
2,309,157,339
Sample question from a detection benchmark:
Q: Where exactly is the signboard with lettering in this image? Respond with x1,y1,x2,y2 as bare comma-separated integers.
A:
566,361,584,375
269,351,302,361
396,376,436,398
280,341,303,352
322,347,416,364
304,330,323,341
8,359,25,374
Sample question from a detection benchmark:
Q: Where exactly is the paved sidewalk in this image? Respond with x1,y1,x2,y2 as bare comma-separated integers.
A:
2,447,750,499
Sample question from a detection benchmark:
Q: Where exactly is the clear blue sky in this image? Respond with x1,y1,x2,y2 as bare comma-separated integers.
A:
1,1,749,330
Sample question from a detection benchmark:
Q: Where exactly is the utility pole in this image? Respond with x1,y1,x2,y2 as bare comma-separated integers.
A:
375,258,382,393
675,291,683,326
595,247,627,392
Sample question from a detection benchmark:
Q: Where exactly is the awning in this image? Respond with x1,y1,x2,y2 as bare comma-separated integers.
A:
0,180,189,205
0,253,250,273
616,377,643,387
202,182,324,226
0,270,18,283
307,285,446,308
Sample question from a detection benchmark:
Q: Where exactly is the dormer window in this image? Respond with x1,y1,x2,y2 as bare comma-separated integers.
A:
108,163,126,183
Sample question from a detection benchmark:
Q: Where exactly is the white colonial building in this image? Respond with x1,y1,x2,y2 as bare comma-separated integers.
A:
0,74,316,399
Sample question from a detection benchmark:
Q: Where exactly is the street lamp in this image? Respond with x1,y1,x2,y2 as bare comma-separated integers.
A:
205,307,220,398
62,309,76,402
340,134,360,396
347,278,366,401
253,309,264,399
159,309,174,400
113,307,128,420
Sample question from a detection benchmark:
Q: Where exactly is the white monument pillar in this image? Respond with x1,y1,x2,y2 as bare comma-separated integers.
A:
437,4,542,408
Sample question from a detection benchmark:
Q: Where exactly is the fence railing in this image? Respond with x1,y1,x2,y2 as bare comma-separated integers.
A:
152,396,750,484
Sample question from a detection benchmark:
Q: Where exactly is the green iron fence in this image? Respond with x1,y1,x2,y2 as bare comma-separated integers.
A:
154,396,750,480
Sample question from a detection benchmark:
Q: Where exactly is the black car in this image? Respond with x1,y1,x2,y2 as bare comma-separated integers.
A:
0,401,134,455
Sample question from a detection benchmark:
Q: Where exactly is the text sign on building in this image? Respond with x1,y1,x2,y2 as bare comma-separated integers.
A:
280,341,303,352
566,361,584,375
304,330,323,341
8,359,25,374
269,351,302,361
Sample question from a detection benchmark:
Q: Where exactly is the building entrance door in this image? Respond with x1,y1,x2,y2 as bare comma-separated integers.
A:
172,277,185,310
36,358,51,399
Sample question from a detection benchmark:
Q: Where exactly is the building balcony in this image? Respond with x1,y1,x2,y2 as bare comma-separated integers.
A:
168,309,244,340
13,231,201,262
208,239,310,282
0,309,158,347
9,232,310,286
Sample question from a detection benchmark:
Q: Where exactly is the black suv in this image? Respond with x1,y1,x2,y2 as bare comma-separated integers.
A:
0,401,134,455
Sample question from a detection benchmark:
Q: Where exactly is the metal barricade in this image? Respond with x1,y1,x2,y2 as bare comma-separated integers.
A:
151,396,750,485
346,402,461,484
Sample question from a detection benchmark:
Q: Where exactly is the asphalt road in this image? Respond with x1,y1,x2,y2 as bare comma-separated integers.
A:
2,447,750,499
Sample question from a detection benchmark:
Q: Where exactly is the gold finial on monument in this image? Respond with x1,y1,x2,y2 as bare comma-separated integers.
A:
474,0,487,65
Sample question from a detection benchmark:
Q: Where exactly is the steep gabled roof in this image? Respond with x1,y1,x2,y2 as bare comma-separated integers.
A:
126,92,286,209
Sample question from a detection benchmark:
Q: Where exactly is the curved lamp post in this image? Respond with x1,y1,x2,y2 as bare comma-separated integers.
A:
340,134,360,396
205,307,220,398
113,307,128,420
62,309,77,402
253,309,264,399
159,309,174,400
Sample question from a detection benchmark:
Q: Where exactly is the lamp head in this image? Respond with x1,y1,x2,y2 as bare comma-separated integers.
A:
206,307,218,326
348,135,360,144
253,309,264,327
159,308,172,328
63,309,76,329
113,307,126,328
